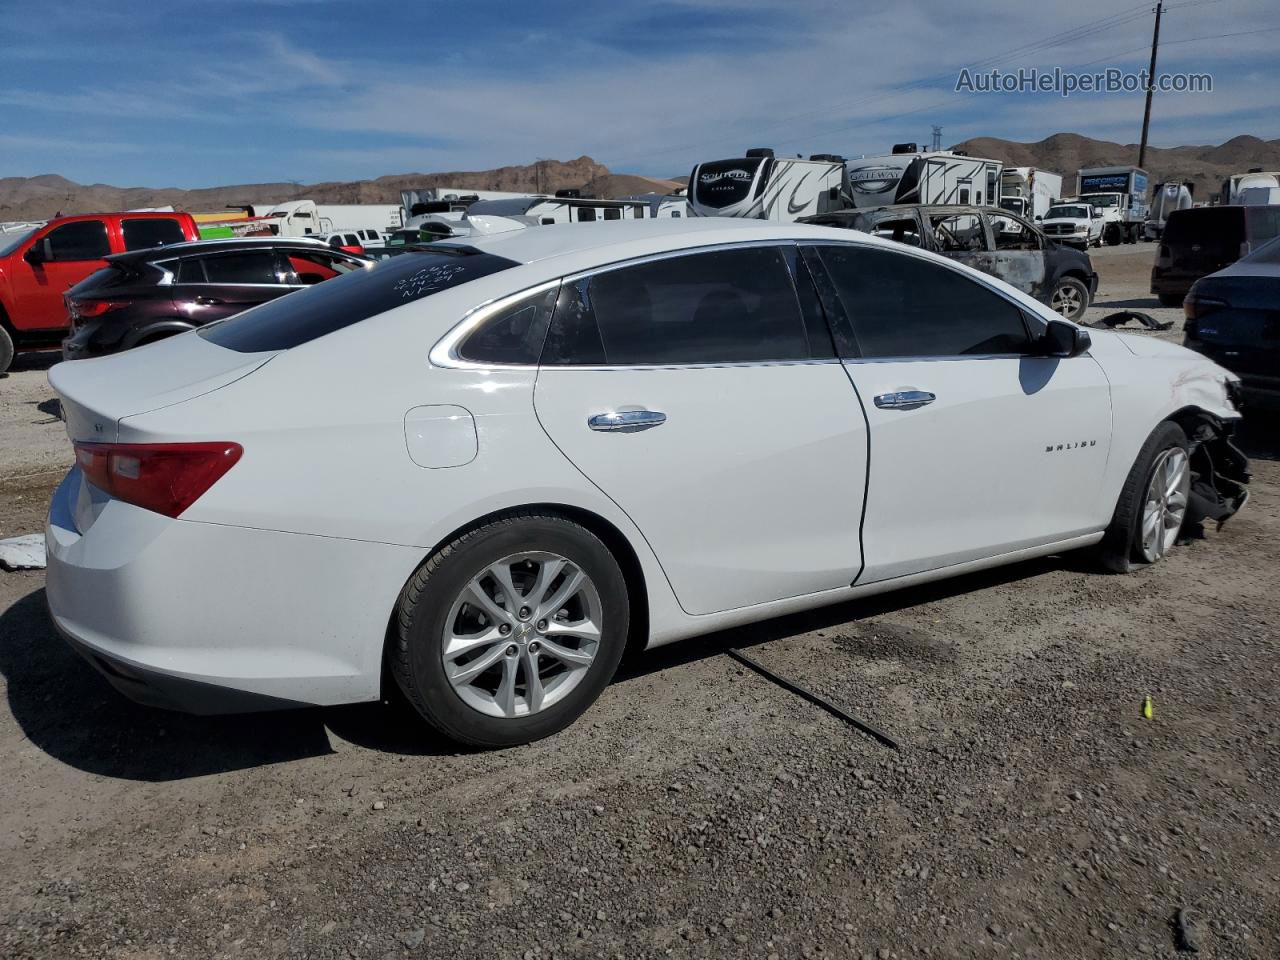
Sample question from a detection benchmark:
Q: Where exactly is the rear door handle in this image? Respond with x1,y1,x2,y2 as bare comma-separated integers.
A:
873,390,936,409
588,409,667,432
195,296,224,305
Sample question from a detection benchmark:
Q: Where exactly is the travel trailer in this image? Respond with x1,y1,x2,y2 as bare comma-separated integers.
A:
616,193,691,218
999,167,1063,221
688,149,852,221
1220,170,1280,206
845,145,1003,210
260,200,406,238
1073,166,1149,244
1143,181,1194,241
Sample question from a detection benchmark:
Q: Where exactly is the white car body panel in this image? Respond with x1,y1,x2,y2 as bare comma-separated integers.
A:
43,219,1244,711
534,361,868,615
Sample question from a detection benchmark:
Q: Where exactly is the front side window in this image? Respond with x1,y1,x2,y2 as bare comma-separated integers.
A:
122,218,185,251
817,244,1031,359
203,247,518,352
931,214,987,252
989,214,1041,251
549,246,815,366
201,251,280,284
44,220,110,261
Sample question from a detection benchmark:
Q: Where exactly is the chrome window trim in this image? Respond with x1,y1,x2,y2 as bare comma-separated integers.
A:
430,240,807,371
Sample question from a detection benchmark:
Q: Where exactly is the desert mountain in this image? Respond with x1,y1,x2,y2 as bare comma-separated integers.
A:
5,135,1279,222
0,157,611,222
951,133,1280,201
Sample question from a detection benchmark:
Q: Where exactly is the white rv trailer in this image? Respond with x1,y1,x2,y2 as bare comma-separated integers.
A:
1143,181,1194,240
687,149,851,221
999,167,1063,221
845,144,1003,210
464,195,650,225
261,200,406,238
616,193,690,218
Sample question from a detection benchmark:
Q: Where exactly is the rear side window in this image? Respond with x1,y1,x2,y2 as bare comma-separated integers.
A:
202,252,280,284
1245,207,1280,246
818,244,1031,358
176,258,207,283
122,218,186,251
45,220,110,261
1164,208,1242,246
202,248,517,352
545,246,815,365
457,286,558,364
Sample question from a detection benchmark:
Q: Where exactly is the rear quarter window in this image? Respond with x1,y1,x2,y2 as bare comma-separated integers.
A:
201,247,517,352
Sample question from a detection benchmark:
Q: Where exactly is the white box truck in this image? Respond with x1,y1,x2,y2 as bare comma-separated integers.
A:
1072,166,1149,245
999,167,1063,222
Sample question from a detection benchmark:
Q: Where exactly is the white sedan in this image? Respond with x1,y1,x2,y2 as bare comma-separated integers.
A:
45,219,1250,746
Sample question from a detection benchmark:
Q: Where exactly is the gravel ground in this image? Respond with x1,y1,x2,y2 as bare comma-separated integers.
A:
1,245,1277,960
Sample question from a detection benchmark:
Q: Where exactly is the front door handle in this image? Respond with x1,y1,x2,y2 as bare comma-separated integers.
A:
588,409,667,432
873,390,936,409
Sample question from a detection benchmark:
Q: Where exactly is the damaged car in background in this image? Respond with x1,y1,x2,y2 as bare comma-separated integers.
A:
43,219,1248,748
800,204,1098,321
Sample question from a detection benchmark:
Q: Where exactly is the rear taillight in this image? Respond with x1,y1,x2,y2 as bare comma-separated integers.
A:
1184,294,1227,323
73,442,242,518
68,299,128,319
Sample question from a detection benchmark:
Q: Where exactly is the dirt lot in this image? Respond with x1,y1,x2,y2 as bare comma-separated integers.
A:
2,246,1277,960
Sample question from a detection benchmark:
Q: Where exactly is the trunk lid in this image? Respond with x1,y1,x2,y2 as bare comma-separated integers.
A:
50,332,276,443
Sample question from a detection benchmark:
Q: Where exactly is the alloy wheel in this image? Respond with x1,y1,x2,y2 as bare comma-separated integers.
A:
441,552,602,718
1139,447,1190,562
1052,283,1082,317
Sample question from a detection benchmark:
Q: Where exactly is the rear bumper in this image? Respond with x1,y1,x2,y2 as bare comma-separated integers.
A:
45,468,424,715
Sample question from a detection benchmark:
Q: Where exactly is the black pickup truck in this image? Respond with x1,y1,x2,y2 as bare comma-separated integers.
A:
801,204,1099,321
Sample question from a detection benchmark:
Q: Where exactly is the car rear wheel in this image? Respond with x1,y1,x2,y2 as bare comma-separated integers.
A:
390,512,629,748
0,325,13,375
1097,421,1190,572
1051,276,1090,321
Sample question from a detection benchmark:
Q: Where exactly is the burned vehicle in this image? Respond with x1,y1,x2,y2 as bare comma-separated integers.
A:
801,204,1098,321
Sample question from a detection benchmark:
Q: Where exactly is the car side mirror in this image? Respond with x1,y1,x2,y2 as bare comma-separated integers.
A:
1034,215,1043,221
23,240,49,265
1041,318,1091,358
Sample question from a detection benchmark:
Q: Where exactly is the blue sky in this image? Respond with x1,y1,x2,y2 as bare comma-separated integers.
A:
0,0,1276,188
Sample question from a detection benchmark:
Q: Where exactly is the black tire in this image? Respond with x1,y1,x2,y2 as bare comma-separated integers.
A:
1157,293,1183,307
1097,421,1189,573
1051,276,1091,321
390,512,630,748
0,325,13,375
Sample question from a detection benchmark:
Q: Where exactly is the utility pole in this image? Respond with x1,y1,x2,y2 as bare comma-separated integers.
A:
1137,1,1163,169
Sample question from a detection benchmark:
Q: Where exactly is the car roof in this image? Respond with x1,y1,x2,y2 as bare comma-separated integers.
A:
438,217,891,268
106,236,341,263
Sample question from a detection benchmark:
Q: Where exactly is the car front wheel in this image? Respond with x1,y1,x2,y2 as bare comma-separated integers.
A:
390,512,630,748
1098,421,1191,572
1051,276,1090,321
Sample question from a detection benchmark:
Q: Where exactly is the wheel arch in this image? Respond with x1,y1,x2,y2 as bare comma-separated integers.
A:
122,319,196,350
379,502,652,691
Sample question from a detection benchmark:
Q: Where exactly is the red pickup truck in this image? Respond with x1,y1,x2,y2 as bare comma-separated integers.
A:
0,211,200,373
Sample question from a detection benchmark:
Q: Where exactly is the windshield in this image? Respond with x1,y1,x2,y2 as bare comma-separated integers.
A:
1048,206,1089,219
201,246,518,352
0,228,36,258
1080,194,1119,208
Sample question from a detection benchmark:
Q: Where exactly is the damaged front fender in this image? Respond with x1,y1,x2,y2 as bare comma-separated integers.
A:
1184,412,1250,530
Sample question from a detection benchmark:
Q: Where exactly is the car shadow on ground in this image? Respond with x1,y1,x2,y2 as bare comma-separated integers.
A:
617,554,1067,686
1091,295,1167,310
0,586,461,782
1,349,60,377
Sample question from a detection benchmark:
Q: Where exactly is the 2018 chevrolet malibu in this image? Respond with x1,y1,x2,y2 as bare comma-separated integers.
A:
45,219,1250,747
